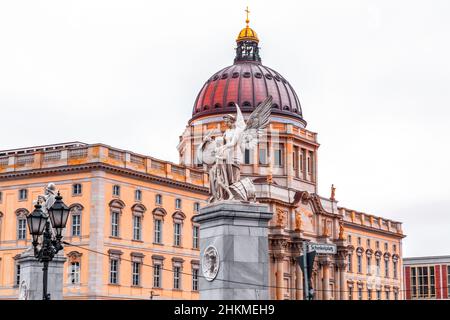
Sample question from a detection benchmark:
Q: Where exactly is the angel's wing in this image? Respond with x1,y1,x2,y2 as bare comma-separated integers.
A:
241,95,273,149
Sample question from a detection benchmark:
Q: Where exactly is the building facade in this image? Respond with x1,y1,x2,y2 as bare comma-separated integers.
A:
404,255,450,300
0,16,405,300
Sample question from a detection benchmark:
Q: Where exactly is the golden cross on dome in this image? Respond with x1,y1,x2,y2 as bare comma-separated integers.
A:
245,6,250,26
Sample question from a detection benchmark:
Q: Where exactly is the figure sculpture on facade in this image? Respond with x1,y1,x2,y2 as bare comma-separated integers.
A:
197,96,273,203
338,222,345,240
294,210,302,231
35,183,57,214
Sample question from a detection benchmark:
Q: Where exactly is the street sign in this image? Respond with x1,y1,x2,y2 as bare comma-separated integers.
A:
307,243,337,254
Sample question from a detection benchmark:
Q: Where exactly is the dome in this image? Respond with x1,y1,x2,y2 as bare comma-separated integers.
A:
190,12,305,126
236,26,259,43
191,63,305,125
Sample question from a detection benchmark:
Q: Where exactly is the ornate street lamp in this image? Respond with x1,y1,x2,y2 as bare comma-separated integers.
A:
26,191,69,300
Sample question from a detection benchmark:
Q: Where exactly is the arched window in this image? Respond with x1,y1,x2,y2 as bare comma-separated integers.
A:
69,204,83,237
15,208,29,240
109,199,125,238
131,204,146,241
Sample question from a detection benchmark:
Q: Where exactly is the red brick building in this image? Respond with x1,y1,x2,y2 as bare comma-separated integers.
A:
404,255,450,300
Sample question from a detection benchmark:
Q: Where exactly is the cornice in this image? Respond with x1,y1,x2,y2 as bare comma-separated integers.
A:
343,220,406,239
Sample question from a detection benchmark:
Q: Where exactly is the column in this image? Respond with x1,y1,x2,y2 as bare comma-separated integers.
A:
276,255,284,300
339,264,347,300
322,259,330,300
296,262,303,300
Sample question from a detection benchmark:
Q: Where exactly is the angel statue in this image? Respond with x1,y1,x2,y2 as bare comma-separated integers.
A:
197,95,273,203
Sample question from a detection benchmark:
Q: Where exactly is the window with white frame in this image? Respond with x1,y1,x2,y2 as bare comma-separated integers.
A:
18,189,27,201
109,259,119,284
15,263,21,286
393,259,398,279
258,143,268,165
70,205,83,237
386,289,390,300
192,225,199,249
17,218,26,240
347,254,353,272
376,290,381,300
367,289,372,300
112,185,120,197
135,189,142,201
367,256,372,275
385,258,389,278
192,268,199,291
72,183,82,196
358,287,363,300
357,255,362,273
133,215,142,241
69,262,80,284
154,219,162,244
348,286,353,300
132,261,141,286
111,211,120,237
153,261,162,288
394,290,399,300
173,266,181,289
376,258,381,276
244,148,251,164
174,222,181,246
274,144,284,167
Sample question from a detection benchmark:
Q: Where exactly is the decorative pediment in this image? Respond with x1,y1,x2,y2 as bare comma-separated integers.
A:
15,208,29,217
109,199,125,209
152,207,167,218
172,210,186,222
131,203,147,217
392,254,399,262
347,245,355,252
67,251,83,262
383,252,391,260
365,249,373,257
69,203,84,214
356,247,364,256
374,250,382,259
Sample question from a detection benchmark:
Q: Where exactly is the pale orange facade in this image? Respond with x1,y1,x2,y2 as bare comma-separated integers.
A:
0,142,208,299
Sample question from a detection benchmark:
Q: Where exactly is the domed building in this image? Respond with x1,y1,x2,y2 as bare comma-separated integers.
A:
178,15,405,300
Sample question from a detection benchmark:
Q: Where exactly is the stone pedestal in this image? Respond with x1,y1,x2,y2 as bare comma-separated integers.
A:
16,248,66,300
193,201,272,300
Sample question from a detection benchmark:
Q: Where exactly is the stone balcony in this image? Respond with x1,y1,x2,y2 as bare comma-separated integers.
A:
0,143,209,188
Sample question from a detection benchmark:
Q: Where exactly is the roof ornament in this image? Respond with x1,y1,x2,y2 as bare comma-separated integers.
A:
245,6,250,26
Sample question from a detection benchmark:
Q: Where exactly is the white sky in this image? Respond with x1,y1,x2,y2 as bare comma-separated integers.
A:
0,0,449,257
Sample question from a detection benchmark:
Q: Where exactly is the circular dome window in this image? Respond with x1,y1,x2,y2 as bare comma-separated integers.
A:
242,101,251,107
227,101,235,107
255,73,262,79
221,73,228,79
243,72,251,78
274,75,281,81
214,103,221,108
265,74,273,80
232,72,240,78
212,75,219,81
203,105,210,110
283,105,290,110
272,103,279,109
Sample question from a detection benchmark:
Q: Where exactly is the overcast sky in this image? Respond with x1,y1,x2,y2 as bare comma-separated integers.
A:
1,0,449,257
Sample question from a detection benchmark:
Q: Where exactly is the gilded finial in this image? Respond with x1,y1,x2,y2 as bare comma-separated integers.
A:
245,6,250,26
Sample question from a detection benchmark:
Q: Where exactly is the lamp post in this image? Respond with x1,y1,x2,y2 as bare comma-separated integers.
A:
26,191,70,300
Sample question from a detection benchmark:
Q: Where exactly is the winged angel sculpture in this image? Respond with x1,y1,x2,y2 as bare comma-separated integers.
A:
197,95,273,203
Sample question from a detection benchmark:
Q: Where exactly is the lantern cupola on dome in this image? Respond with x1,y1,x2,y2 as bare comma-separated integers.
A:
235,7,261,63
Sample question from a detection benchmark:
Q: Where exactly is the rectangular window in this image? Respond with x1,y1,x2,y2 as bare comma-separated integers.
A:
347,254,352,272
69,262,80,284
347,235,352,244
357,237,361,245
194,202,200,213
274,145,284,167
173,266,181,289
132,262,140,286
448,266,450,297
193,226,199,249
348,287,353,300
376,259,380,276
307,151,313,174
113,185,120,197
385,260,389,278
153,264,161,288
72,214,81,236
358,287,362,300
111,212,119,237
394,291,399,300
156,194,162,205
376,241,380,249
109,259,119,284
0,191,2,203
293,146,299,177
175,198,182,209
15,264,21,286
133,216,141,241
192,268,199,291
154,219,162,244
135,190,142,201
367,239,371,247
18,219,26,240
367,289,372,300
244,148,251,164
357,255,362,273
72,183,82,195
174,223,181,246
376,290,381,300
411,266,436,299
386,290,390,300
393,261,398,279
367,257,371,275
18,189,27,200
258,144,267,165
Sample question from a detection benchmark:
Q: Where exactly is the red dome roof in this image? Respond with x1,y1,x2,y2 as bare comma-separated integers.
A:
191,61,305,125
